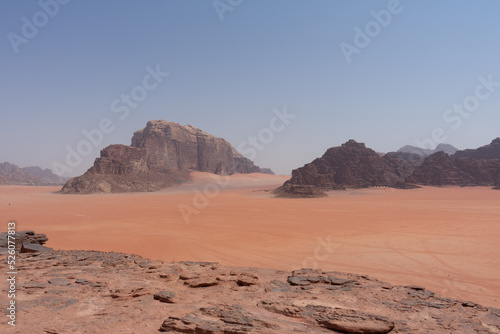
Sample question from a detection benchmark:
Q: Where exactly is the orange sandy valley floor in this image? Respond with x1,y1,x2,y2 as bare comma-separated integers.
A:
1,172,499,308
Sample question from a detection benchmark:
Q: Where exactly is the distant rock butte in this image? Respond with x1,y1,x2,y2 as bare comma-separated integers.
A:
279,139,500,197
0,162,67,186
61,120,273,194
5,231,500,333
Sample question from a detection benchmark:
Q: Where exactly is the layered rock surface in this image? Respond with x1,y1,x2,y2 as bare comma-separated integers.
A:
2,231,499,333
61,120,269,194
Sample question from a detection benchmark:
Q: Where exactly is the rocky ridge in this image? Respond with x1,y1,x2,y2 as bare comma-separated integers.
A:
1,231,499,333
0,162,67,186
454,138,500,160
408,151,500,187
61,120,272,194
279,139,500,197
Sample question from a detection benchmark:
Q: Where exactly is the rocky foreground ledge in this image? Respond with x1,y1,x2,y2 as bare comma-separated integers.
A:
1,233,499,333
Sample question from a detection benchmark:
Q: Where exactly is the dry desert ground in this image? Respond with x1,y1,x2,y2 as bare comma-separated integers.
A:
1,172,499,308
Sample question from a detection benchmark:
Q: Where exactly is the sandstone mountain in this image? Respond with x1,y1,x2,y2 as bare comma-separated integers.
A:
2,231,499,333
0,162,67,185
279,139,500,197
278,140,419,197
407,151,500,187
453,138,500,160
61,120,271,194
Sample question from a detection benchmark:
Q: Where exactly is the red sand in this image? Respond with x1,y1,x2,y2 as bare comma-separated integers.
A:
1,173,499,308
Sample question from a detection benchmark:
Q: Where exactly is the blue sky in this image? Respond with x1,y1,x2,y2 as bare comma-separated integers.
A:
1,0,500,176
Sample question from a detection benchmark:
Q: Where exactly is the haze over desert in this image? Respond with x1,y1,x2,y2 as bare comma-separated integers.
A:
2,173,499,309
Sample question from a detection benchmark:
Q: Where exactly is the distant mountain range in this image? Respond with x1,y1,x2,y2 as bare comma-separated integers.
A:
397,143,459,157
0,162,68,186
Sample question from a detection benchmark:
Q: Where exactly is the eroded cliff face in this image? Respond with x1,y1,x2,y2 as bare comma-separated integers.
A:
61,120,264,194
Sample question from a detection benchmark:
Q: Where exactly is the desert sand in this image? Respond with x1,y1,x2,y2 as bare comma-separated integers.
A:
1,172,499,308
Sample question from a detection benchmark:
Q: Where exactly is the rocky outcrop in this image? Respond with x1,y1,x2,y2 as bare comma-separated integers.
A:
454,138,500,160
407,151,500,187
278,140,418,195
61,120,267,194
274,184,327,198
0,230,51,255
0,162,67,186
6,233,500,333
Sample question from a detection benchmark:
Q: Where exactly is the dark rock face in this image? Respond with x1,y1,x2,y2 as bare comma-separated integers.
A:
279,140,417,194
454,138,500,160
407,151,500,187
61,120,265,193
0,162,67,185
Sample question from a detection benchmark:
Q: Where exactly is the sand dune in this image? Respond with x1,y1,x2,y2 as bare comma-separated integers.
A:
1,174,499,308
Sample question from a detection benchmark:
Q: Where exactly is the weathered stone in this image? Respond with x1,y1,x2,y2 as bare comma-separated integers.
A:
329,276,357,286
287,276,311,286
48,278,72,286
186,277,219,288
154,291,176,303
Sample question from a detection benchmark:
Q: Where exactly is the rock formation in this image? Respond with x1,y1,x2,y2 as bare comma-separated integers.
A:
0,162,67,185
61,120,271,194
454,138,500,160
407,151,500,187
278,140,418,196
0,230,52,255
274,184,327,198
280,139,500,197
4,231,500,333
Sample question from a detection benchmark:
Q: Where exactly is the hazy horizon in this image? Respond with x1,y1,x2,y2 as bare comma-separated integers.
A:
2,1,500,176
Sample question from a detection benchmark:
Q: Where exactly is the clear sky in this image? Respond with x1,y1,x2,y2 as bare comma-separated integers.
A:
1,0,500,176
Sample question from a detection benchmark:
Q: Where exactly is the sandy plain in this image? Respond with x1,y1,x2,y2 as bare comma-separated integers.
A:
1,172,499,308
